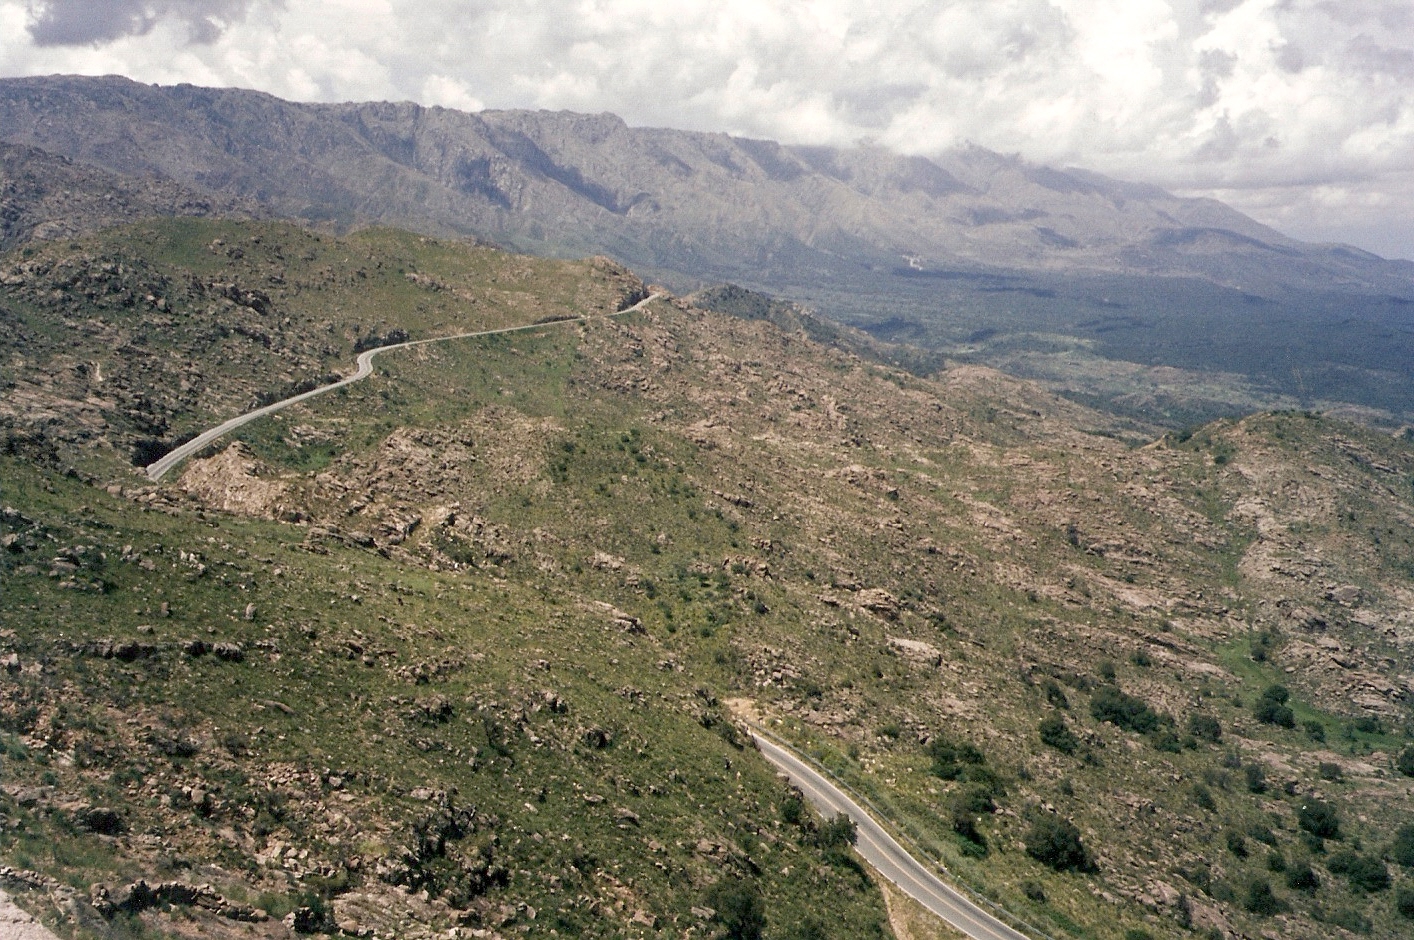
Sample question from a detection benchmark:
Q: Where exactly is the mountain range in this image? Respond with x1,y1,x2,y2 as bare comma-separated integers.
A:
2,74,1412,428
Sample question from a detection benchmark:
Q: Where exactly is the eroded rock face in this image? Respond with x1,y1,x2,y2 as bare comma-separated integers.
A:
178,442,297,520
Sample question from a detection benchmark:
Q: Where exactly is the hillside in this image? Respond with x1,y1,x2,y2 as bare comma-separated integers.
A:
0,142,263,254
2,218,1414,939
1,75,1412,427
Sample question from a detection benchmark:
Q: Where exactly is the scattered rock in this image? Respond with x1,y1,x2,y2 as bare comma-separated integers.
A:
212,642,245,663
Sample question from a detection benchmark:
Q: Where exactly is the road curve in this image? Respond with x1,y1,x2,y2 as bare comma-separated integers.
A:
751,731,1036,940
146,293,663,481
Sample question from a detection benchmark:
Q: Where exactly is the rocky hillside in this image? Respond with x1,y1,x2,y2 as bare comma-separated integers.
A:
2,75,1412,427
0,142,262,254
2,218,1414,939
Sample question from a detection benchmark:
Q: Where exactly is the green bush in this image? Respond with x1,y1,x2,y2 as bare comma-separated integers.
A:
815,814,857,852
1244,763,1267,794
1187,713,1222,744
949,784,994,853
1024,814,1094,872
707,880,766,940
1243,878,1280,916
1039,714,1080,755
1258,703,1294,728
1328,851,1389,892
1392,823,1414,868
1090,686,1163,735
928,735,986,781
1397,746,1414,778
1396,885,1414,920
1297,800,1341,840
1253,685,1295,728
1285,861,1319,892
1225,831,1248,858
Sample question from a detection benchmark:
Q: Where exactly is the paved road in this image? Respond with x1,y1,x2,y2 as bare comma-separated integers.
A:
752,732,1034,940
146,293,662,482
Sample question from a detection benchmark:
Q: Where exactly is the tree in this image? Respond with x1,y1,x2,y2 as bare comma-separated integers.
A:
1397,745,1414,778
1024,814,1093,872
1039,714,1080,755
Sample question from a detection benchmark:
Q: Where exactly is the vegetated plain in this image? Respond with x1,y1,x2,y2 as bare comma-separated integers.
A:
2,218,1414,940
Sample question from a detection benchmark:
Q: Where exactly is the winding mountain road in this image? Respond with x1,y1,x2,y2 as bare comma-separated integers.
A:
145,293,662,481
140,289,1035,940
752,731,1036,940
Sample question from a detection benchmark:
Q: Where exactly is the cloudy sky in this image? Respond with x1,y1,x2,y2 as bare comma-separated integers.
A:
3,0,1412,259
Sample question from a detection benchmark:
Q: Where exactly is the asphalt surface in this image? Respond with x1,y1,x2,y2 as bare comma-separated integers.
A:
145,293,662,481
752,732,1034,940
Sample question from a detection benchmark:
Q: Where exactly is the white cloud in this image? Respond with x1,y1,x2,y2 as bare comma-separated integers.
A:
1,0,1411,258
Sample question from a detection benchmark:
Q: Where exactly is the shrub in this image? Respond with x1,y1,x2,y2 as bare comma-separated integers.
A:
1090,686,1162,735
1285,861,1319,892
1297,800,1341,840
1192,784,1215,812
707,880,766,940
1253,687,1295,728
1255,701,1295,729
1151,728,1182,753
1039,714,1080,755
1397,746,1414,778
1243,878,1280,916
1329,852,1389,892
949,785,994,853
1304,720,1326,742
928,735,986,781
1353,715,1384,735
1392,823,1414,868
1225,831,1248,858
815,814,857,852
1396,886,1414,920
1042,679,1069,709
1187,714,1222,744
1243,763,1267,794
1024,814,1094,872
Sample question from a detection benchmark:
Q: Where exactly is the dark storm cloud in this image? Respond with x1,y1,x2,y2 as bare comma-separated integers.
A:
26,0,257,46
